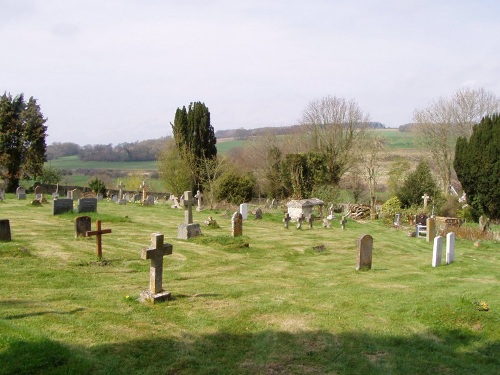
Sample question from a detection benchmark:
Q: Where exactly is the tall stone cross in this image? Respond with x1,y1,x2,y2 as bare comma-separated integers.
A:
86,220,112,260
422,193,430,208
182,191,193,224
140,181,147,202
117,180,125,200
141,233,173,299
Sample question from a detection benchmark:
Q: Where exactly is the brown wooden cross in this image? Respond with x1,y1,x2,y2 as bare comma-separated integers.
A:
141,233,173,294
86,220,112,260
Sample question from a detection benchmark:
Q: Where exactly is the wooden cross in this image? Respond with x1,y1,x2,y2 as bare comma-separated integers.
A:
86,220,112,260
141,233,173,294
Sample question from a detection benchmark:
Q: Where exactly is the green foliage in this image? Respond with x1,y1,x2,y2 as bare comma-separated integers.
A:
264,146,286,199
387,157,411,196
281,152,329,199
88,177,107,196
310,184,340,205
38,165,63,185
0,93,47,192
157,140,193,196
214,171,255,204
381,196,402,221
454,114,500,220
397,161,440,208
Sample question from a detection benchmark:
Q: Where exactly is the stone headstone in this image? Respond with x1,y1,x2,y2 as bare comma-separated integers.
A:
75,216,91,238
195,190,203,212
0,188,4,200
111,194,118,202
77,198,97,213
53,198,73,215
356,234,373,271
341,216,347,230
34,185,42,200
232,212,243,237
133,194,140,202
296,214,305,229
307,214,314,229
432,235,443,267
72,189,82,201
97,193,103,201
272,198,278,209
394,213,401,227
0,219,12,241
446,232,455,264
422,193,430,208
322,218,331,228
426,217,436,242
177,191,202,239
254,207,263,220
139,233,173,303
283,213,291,229
16,186,26,200
240,203,248,220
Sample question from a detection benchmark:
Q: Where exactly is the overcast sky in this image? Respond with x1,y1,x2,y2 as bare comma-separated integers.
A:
2,0,499,145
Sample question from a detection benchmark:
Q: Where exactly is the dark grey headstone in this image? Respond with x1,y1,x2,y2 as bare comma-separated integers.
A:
77,198,97,213
75,216,91,238
53,198,73,215
0,219,11,241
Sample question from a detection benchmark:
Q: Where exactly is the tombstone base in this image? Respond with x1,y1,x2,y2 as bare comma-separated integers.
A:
178,223,202,240
139,289,171,304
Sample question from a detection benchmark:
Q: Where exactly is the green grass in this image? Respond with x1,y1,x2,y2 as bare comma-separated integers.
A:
47,155,158,171
0,198,498,374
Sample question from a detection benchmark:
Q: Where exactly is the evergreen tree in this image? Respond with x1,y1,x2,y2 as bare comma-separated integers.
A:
397,161,440,209
454,114,500,219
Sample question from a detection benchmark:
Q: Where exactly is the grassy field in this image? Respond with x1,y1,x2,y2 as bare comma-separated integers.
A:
0,197,498,374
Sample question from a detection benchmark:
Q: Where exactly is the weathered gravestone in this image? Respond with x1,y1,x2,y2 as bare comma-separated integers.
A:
432,235,443,267
272,198,278,209
394,213,401,227
139,233,173,303
254,207,263,220
0,219,11,241
75,216,91,238
86,220,112,260
422,193,430,208
34,185,42,200
16,186,26,200
0,188,5,200
426,217,436,242
356,234,373,271
195,190,203,212
240,203,248,220
232,212,243,237
177,191,202,240
72,189,82,201
117,181,126,204
341,216,347,230
77,198,97,213
283,213,291,229
446,232,455,264
322,218,331,228
53,198,74,215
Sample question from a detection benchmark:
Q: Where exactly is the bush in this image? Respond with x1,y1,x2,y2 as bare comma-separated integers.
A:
88,177,107,196
214,171,255,204
381,196,402,221
397,161,440,208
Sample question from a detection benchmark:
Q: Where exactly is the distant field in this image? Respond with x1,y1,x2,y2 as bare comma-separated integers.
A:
370,128,420,149
46,156,158,171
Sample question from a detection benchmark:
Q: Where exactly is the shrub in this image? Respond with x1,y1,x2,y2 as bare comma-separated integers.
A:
88,177,107,196
214,171,255,204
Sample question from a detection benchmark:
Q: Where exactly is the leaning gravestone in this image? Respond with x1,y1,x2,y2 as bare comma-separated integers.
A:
0,219,12,241
432,236,443,267
53,198,73,215
446,232,455,264
356,234,373,271
232,212,243,237
75,216,91,238
77,198,97,213
177,191,202,240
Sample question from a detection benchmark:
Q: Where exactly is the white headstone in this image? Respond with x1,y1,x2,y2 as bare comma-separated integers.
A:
432,236,443,267
446,232,455,264
240,203,248,220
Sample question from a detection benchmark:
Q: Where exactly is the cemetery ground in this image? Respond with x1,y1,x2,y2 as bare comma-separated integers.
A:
0,198,499,374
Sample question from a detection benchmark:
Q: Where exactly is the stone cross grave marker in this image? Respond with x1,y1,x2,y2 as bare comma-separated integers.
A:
0,219,12,241
195,190,203,212
283,212,291,229
183,191,193,224
75,216,91,238
140,233,173,303
446,232,455,264
422,193,430,208
86,220,112,260
232,212,243,237
432,235,443,267
178,191,202,239
255,207,263,220
16,186,26,200
240,203,248,220
140,181,147,202
426,217,436,242
356,234,373,271
117,181,126,205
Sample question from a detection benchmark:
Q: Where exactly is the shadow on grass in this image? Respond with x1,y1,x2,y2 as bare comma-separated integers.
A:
4,307,85,320
1,329,498,375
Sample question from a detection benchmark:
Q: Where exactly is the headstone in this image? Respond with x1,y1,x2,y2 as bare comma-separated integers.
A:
341,216,347,230
409,214,414,226
34,185,42,200
123,193,130,202
283,213,291,229
446,232,455,264
140,181,147,203
177,191,202,240
97,193,103,201
422,193,430,208
240,203,248,220
0,219,11,241
322,218,331,228
77,198,97,213
139,233,173,303
53,198,73,215
307,214,314,229
195,190,203,212
111,194,118,202
86,220,112,260
432,235,443,267
426,217,436,242
72,189,82,201
143,195,154,206
75,216,91,238
356,234,373,271
0,188,5,200
394,213,401,227
254,207,263,220
116,182,126,204
231,212,243,237
272,198,278,209
296,214,305,229
133,194,140,202
16,186,26,200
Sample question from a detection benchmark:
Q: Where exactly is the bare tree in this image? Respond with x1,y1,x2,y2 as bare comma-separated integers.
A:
300,95,370,184
413,87,500,194
360,135,386,217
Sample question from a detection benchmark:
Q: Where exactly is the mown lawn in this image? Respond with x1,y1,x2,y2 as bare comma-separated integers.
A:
0,196,498,374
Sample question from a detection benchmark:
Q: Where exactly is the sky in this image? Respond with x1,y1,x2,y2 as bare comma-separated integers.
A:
2,0,499,146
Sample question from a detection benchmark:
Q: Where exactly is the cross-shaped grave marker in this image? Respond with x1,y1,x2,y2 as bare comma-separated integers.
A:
86,220,112,260
140,233,173,303
140,181,147,202
422,193,430,208
182,191,193,224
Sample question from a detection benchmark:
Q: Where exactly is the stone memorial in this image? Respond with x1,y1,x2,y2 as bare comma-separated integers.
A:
422,193,430,208
86,220,112,260
394,213,401,227
77,198,97,213
72,189,82,201
16,186,26,200
446,232,455,264
0,188,5,200
356,234,373,271
139,233,173,303
322,218,331,228
0,219,11,241
53,198,73,215
287,198,324,221
240,203,248,220
283,213,291,229
426,217,436,242
195,190,203,212
140,181,148,203
117,181,126,204
254,207,263,220
75,216,91,238
296,214,305,229
341,216,347,230
34,185,42,200
272,198,278,209
432,235,443,267
97,193,103,201
232,212,243,237
307,214,314,229
177,191,202,240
